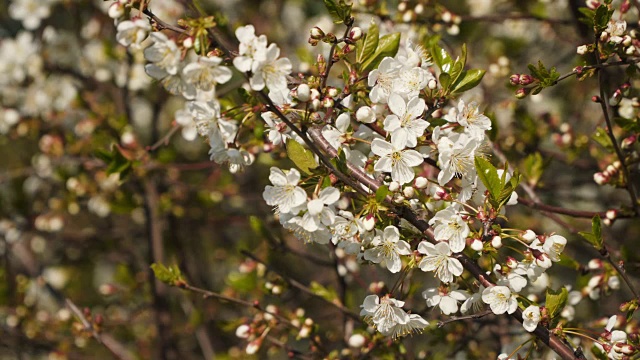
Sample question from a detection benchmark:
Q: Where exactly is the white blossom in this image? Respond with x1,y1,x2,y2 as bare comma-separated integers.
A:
262,167,307,214
368,57,402,103
363,225,411,273
9,0,55,30
429,206,469,253
482,286,518,315
437,133,479,185
116,18,151,49
144,32,181,76
299,187,339,232
250,43,292,94
418,241,463,283
444,99,491,140
233,25,268,73
371,138,423,185
522,305,540,332
423,286,468,315
360,295,427,338
383,94,428,148
182,56,232,92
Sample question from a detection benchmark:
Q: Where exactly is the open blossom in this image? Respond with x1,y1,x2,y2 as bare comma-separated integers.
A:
233,25,268,72
261,111,293,146
383,94,429,148
363,225,411,273
522,305,540,332
322,113,352,150
182,56,233,92
392,66,433,99
444,99,491,140
262,167,307,214
360,295,428,338
371,138,423,185
595,315,630,360
538,234,567,262
423,285,468,315
250,43,291,93
429,206,469,253
482,286,518,315
144,32,181,76
461,286,485,314
116,18,151,49
437,133,480,185
418,241,463,283
368,57,402,103
299,186,339,232
9,0,54,30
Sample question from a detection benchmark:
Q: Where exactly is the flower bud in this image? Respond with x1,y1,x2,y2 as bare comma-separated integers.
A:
593,172,608,185
310,88,320,100
389,181,400,192
322,97,334,108
296,84,311,102
506,257,518,269
363,214,375,231
414,176,428,189
402,186,415,198
441,11,452,23
606,209,618,220
491,236,502,249
515,88,528,99
518,74,533,85
621,134,637,149
235,324,251,339
427,79,437,89
522,229,537,243
576,45,588,55
393,194,405,203
108,2,125,19
311,98,321,110
310,27,325,40
608,275,620,290
327,87,339,98
509,74,520,86
470,239,483,251
355,106,376,123
348,334,366,348
349,27,363,41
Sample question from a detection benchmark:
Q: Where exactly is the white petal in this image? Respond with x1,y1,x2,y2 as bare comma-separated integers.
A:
371,139,393,156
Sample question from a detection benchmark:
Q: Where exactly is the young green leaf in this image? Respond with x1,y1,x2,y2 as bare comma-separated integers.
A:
286,138,319,174
451,69,486,94
356,20,379,64
474,157,503,202
545,286,568,320
360,32,400,71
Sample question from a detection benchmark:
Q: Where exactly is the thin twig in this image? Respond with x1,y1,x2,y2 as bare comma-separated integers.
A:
438,309,493,328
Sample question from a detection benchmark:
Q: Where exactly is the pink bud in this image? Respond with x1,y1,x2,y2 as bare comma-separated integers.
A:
349,27,363,41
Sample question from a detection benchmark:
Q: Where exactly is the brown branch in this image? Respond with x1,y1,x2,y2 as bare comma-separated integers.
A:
438,309,493,327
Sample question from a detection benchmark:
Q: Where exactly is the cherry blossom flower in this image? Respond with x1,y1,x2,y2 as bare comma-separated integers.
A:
482,286,518,315
250,43,292,93
371,138,423,185
360,295,427,338
461,286,485,314
595,315,630,360
262,167,307,214
383,94,428,148
182,56,232,92
368,57,402,103
437,133,480,185
210,148,254,174
9,0,55,30
392,66,432,99
281,214,333,244
322,113,352,150
233,25,267,73
299,186,339,232
444,99,491,140
363,225,411,273
423,285,468,315
417,241,463,283
522,305,541,332
144,32,181,76
428,206,469,253
116,18,151,49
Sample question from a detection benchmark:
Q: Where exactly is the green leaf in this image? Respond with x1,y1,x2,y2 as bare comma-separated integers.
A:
474,157,503,202
430,43,453,73
594,5,613,33
545,286,568,320
151,263,184,286
310,281,338,302
94,148,113,163
360,32,400,71
614,117,640,132
439,72,451,91
323,0,352,24
497,172,520,208
286,138,318,174
522,152,549,186
376,185,390,203
449,60,465,85
356,20,379,64
451,69,486,94
592,127,614,151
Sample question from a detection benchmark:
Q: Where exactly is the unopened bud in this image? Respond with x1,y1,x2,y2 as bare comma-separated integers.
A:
518,74,533,85
108,2,125,19
491,236,502,249
606,209,618,220
427,79,437,89
522,229,537,243
355,106,376,123
433,186,448,200
414,176,428,189
470,239,483,251
621,134,637,149
592,95,601,103
363,214,375,231
621,0,631,13
349,27,363,41
441,11,452,23
327,87,339,98
389,181,400,192
509,74,520,86
322,97,334,108
310,27,325,40
576,45,588,55
402,186,415,198
593,172,608,185
296,84,311,102
515,88,528,99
